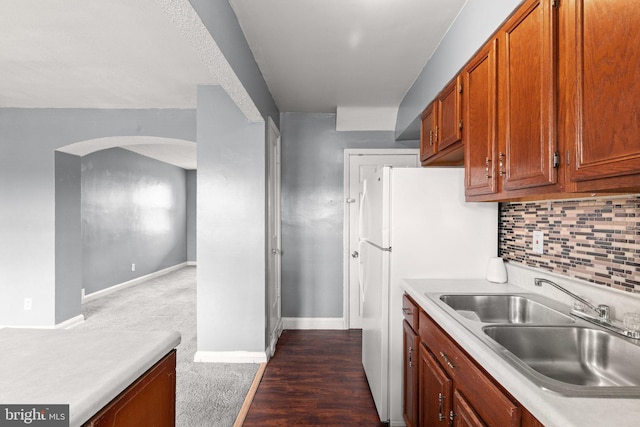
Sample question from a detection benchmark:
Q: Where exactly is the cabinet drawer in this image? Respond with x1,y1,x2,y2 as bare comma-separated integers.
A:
419,311,520,427
402,294,419,331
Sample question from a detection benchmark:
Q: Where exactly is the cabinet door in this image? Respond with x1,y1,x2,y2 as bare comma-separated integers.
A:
85,351,176,427
419,344,451,427
464,39,498,198
452,390,487,427
438,76,462,152
403,321,419,427
420,102,437,162
498,0,558,192
562,0,640,190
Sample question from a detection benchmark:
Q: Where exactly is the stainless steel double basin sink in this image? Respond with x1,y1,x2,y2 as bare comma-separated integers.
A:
428,293,640,397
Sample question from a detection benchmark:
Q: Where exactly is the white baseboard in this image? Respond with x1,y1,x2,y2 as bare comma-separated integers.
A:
267,320,284,359
1,314,86,330
187,261,197,266
82,262,188,303
194,351,267,364
56,314,85,329
282,317,346,330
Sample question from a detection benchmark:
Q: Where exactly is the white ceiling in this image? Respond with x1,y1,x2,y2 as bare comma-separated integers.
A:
0,0,217,109
230,0,467,125
1,0,466,167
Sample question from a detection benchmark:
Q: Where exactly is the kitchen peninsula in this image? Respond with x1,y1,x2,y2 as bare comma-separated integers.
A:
0,328,180,427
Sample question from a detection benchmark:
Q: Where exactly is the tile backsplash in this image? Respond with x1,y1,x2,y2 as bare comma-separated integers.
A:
499,196,640,294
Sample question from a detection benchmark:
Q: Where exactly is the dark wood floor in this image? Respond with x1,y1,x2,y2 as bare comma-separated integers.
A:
243,330,388,426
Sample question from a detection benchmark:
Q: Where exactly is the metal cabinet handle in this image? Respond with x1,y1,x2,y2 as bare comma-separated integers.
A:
434,126,439,143
439,351,455,369
429,130,434,146
499,152,504,177
485,157,492,179
438,393,446,421
408,346,413,368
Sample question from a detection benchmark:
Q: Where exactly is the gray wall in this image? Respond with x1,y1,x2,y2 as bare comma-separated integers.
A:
280,112,417,318
197,85,266,352
395,0,522,139
189,0,280,126
187,170,197,262
55,152,82,324
82,147,188,294
0,108,195,326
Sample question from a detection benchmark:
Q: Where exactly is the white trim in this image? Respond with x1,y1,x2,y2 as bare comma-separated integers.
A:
82,262,188,303
267,318,283,359
342,149,420,330
266,115,283,362
1,314,86,330
56,314,85,329
187,261,197,266
282,317,346,330
194,351,267,364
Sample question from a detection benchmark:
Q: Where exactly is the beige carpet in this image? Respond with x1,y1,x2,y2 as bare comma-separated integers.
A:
76,265,259,426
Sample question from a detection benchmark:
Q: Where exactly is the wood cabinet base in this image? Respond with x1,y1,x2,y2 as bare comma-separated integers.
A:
83,350,177,427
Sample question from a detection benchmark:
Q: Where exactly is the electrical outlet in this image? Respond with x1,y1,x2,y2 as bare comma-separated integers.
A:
24,298,32,311
131,263,136,272
533,230,544,254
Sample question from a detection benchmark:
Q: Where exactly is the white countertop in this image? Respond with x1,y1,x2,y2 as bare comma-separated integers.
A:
0,328,181,427
401,278,640,427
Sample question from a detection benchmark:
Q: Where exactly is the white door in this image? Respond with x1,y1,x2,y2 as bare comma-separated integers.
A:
344,149,419,329
267,117,282,357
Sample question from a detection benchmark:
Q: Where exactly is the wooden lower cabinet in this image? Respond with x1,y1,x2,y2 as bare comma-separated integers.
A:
83,350,176,427
453,390,487,427
419,310,520,426
403,294,420,427
419,344,451,426
403,321,420,427
403,297,546,427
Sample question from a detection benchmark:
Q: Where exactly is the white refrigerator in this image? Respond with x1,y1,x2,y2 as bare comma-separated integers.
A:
359,166,498,425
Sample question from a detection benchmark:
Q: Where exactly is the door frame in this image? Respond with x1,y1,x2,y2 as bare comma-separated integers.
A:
342,148,420,330
267,116,283,357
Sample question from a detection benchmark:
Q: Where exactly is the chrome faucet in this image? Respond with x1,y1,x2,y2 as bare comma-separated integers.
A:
534,277,640,339
534,278,610,322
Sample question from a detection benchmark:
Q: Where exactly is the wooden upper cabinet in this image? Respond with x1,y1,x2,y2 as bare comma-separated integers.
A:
437,76,463,152
421,76,463,166
463,39,498,198
498,0,559,193
561,0,640,192
420,102,437,162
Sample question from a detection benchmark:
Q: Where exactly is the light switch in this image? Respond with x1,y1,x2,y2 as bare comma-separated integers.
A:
533,230,544,254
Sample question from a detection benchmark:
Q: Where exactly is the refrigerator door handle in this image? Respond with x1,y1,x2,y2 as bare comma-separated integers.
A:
362,239,391,252
358,179,368,241
358,240,365,314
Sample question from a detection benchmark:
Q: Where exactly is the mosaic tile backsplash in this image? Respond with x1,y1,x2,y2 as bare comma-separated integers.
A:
499,196,640,294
